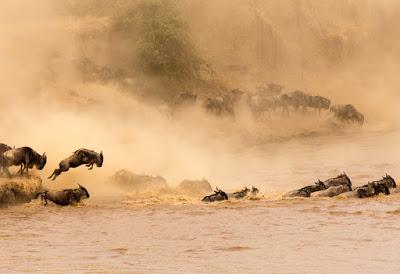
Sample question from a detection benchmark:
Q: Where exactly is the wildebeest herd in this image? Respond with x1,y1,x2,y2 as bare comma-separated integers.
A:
0,143,103,206
1,143,395,206
283,173,397,199
172,83,365,126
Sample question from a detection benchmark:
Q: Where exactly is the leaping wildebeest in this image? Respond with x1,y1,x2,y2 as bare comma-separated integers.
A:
35,184,90,206
2,147,47,176
48,149,103,181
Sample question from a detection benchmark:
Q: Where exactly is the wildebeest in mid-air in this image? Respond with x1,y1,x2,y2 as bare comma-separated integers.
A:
201,187,229,202
2,146,47,176
48,148,103,181
35,184,90,206
0,143,12,174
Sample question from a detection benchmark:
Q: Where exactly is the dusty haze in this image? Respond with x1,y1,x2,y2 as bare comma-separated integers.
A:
0,0,399,192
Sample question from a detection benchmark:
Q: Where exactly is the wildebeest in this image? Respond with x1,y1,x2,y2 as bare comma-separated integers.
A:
309,95,331,114
0,143,12,174
229,187,250,199
356,175,396,198
287,90,311,111
2,147,47,176
204,96,234,116
323,173,352,190
309,174,352,197
48,149,103,181
357,182,390,198
330,104,364,125
201,187,229,202
311,184,351,198
251,186,259,196
35,184,90,206
284,181,326,198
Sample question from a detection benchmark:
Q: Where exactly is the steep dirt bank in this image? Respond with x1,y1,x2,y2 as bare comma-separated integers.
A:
0,175,42,206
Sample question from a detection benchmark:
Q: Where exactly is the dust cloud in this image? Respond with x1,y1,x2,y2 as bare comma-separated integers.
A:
0,0,399,193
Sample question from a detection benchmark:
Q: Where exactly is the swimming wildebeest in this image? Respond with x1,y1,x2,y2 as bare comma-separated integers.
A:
330,104,364,125
35,184,90,206
323,173,352,190
284,181,326,198
311,184,351,198
229,187,250,199
289,174,352,198
310,174,352,197
48,149,103,181
201,187,229,202
356,175,396,198
2,147,47,176
0,143,12,174
251,186,259,196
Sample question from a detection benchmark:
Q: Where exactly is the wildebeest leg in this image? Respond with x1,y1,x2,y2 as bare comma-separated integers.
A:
49,169,63,181
86,163,94,170
24,154,30,175
18,164,24,175
49,161,70,181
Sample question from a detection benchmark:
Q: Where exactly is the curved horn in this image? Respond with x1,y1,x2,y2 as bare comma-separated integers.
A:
100,151,103,156
43,152,47,157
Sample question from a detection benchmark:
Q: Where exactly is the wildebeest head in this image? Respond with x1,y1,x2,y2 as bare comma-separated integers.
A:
96,151,104,167
78,184,90,199
214,187,228,200
383,174,396,188
251,186,259,195
310,96,331,109
37,153,47,170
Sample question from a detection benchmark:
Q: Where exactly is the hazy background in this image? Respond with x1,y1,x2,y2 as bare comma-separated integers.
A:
0,0,399,190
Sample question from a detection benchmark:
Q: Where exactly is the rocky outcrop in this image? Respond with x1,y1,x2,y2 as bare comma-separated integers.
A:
0,175,42,206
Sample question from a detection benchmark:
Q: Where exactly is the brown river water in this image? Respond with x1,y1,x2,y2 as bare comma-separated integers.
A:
1,130,400,274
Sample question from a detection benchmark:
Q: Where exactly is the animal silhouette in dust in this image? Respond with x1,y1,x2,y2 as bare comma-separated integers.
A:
48,149,103,181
